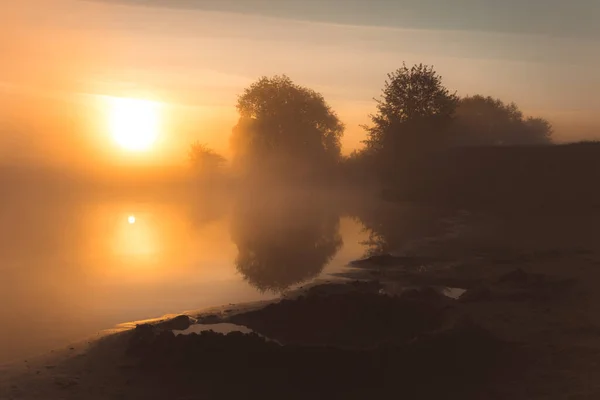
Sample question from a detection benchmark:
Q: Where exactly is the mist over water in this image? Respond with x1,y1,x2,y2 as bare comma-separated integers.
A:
1,3,599,398
0,173,390,363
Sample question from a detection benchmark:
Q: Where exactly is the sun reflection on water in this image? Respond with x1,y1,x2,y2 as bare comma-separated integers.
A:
113,212,160,259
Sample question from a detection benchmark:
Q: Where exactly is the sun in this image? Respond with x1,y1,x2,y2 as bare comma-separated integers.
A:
109,97,161,151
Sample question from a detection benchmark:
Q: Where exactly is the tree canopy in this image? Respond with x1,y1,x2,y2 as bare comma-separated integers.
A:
230,75,344,181
188,142,226,177
454,95,553,145
363,63,459,154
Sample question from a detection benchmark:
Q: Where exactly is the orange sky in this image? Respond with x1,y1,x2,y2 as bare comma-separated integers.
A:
1,0,599,170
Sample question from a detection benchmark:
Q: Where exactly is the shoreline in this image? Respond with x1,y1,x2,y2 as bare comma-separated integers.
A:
3,208,600,399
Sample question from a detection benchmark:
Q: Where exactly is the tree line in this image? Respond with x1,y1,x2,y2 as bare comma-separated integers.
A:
189,63,553,182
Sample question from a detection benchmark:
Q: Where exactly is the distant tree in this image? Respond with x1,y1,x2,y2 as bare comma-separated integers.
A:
339,148,378,185
522,117,553,144
363,63,459,155
230,75,344,181
188,142,226,178
454,95,553,145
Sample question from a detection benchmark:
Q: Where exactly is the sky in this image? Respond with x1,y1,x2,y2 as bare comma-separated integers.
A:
1,0,599,169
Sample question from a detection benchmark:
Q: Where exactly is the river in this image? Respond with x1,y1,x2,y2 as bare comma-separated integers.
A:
0,186,376,363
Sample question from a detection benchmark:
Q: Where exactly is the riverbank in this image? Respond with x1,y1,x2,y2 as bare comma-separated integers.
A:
2,207,600,399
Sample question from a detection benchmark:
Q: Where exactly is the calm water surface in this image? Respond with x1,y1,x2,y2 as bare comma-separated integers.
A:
0,189,371,363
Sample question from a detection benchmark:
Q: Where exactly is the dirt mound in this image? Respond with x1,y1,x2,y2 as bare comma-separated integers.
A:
124,319,513,399
228,290,448,347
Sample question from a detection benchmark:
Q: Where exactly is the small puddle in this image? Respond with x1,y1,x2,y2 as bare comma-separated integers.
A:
174,323,253,336
442,287,467,300
174,323,281,344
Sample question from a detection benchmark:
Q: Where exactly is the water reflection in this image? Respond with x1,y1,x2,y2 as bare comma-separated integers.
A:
186,189,230,230
0,181,472,364
1,184,463,363
1,188,374,363
112,212,161,258
230,190,343,293
350,201,454,256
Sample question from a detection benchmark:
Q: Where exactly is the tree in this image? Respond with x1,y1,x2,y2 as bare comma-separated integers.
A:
363,63,459,155
522,117,553,144
339,148,378,185
454,95,553,145
188,142,226,178
230,75,344,181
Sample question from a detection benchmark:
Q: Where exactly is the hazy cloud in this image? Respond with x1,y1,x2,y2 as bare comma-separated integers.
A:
90,0,600,40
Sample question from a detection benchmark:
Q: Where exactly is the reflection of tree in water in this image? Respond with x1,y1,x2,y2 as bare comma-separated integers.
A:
186,189,230,230
351,201,452,257
230,192,343,293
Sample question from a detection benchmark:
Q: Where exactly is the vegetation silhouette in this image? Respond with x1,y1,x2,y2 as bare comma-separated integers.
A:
182,62,596,217
337,62,561,204
346,199,456,257
188,142,226,180
360,64,553,156
454,95,553,146
230,75,344,183
355,63,459,188
339,148,378,186
362,63,459,155
229,190,343,293
181,63,561,196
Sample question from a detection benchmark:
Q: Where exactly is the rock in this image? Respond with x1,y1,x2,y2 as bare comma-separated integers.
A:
127,324,158,355
135,323,154,331
157,315,192,331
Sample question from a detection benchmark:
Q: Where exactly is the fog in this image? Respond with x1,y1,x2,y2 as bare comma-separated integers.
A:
0,173,373,362
1,62,599,365
1,3,599,397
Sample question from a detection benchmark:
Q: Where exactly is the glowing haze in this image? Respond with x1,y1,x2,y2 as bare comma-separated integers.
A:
108,97,161,151
1,0,599,170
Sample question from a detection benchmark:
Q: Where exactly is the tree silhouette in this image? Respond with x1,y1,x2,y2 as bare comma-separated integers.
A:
230,75,344,181
339,148,378,185
230,191,343,293
363,63,459,155
454,95,553,145
522,117,553,144
188,142,226,178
